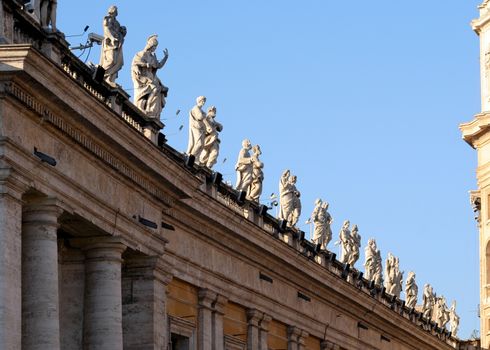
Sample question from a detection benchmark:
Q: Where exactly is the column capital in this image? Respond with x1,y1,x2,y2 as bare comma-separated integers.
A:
321,340,340,350
124,255,173,285
76,236,127,262
23,196,64,225
298,330,309,345
198,288,218,310
214,294,228,315
259,313,272,331
288,326,302,344
247,309,264,327
0,166,29,202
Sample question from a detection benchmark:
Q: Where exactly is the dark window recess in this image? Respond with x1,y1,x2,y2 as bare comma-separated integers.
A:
259,272,273,283
297,291,311,302
171,334,190,350
381,335,391,342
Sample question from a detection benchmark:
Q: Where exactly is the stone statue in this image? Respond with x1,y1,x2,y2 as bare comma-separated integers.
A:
248,145,264,202
338,220,351,264
364,238,377,281
235,139,253,192
348,224,361,267
405,271,418,309
384,253,403,297
187,96,207,160
131,35,169,118
34,0,57,31
311,199,333,250
199,106,222,168
435,296,450,328
100,6,127,86
422,284,435,319
449,301,460,336
373,249,383,286
278,170,301,227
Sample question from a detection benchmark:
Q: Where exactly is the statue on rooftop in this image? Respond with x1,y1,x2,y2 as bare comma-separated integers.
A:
199,106,222,168
422,284,435,319
338,220,351,264
365,238,382,284
35,0,57,31
384,253,403,297
248,145,264,202
100,6,127,86
235,139,253,192
278,171,301,227
435,296,450,329
348,224,361,267
449,301,460,337
187,96,207,160
405,271,418,309
311,199,333,251
131,35,169,118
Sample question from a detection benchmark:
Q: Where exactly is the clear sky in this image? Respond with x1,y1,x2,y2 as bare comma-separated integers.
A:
59,0,482,339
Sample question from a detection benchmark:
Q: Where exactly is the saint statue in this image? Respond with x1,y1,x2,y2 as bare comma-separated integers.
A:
364,238,381,283
187,96,207,160
278,170,301,227
311,199,333,250
422,284,435,319
131,35,169,118
248,145,264,202
235,139,253,192
384,253,403,297
199,106,222,168
435,297,450,328
348,224,361,267
405,271,418,309
449,301,460,337
339,220,351,264
35,0,57,31
100,6,127,86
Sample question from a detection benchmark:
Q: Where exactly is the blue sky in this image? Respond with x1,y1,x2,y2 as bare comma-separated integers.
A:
59,0,482,338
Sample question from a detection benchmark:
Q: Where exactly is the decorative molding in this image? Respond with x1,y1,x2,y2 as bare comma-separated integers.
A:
4,81,174,207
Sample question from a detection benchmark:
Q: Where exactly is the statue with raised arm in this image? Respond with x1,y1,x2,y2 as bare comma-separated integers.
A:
405,272,418,308
339,220,351,264
100,6,127,86
35,0,57,31
235,139,253,192
364,238,377,281
348,224,361,267
248,145,264,202
311,199,333,250
449,301,460,336
422,284,435,319
132,35,169,118
187,96,207,160
199,106,222,168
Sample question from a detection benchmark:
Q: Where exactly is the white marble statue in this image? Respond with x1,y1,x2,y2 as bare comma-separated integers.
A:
348,224,361,267
187,96,207,160
422,284,435,319
405,271,418,309
248,145,264,202
384,253,403,297
311,200,333,250
373,249,383,286
435,296,450,329
34,0,57,31
278,170,302,227
364,238,377,281
199,106,222,168
339,220,351,264
235,139,253,192
449,301,460,336
131,35,169,118
100,6,127,85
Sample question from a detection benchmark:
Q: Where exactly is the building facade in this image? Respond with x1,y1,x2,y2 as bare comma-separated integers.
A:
0,0,476,349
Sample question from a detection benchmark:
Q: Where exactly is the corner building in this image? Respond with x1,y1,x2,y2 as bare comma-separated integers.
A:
462,1,490,349
0,0,475,349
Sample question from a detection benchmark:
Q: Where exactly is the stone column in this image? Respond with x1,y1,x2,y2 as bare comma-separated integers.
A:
122,256,172,350
212,295,228,350
258,314,271,350
247,309,263,350
198,289,216,350
22,196,63,350
298,330,308,350
287,326,301,350
0,171,25,349
83,238,126,350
